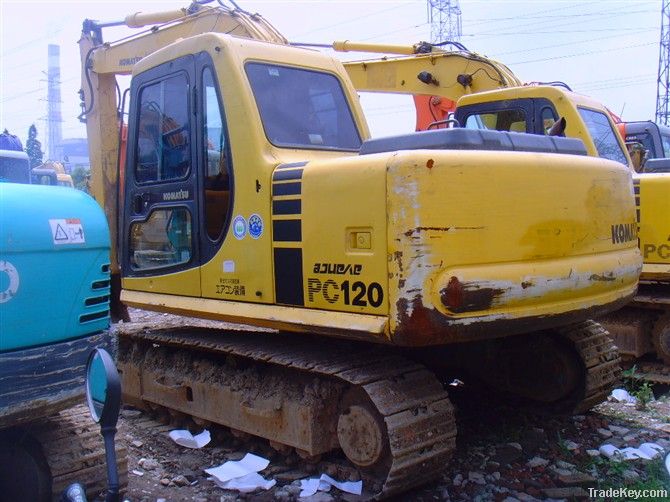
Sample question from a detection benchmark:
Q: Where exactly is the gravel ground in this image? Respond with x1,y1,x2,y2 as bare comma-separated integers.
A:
109,309,670,502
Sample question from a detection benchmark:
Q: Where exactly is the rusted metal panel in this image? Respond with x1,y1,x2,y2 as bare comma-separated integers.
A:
385,150,641,346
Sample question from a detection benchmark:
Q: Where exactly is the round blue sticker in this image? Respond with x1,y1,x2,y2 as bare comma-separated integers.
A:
248,213,263,239
232,215,246,240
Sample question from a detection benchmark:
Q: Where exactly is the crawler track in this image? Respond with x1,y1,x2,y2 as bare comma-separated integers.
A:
17,404,127,500
118,326,456,499
555,320,622,414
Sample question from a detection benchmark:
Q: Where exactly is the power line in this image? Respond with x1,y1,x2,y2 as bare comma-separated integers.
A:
507,41,656,66
493,30,656,58
1,27,64,57
464,27,657,36
470,7,656,42
359,21,430,42
292,3,414,38
1,87,44,103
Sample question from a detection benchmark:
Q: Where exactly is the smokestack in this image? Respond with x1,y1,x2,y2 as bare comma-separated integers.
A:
47,44,62,160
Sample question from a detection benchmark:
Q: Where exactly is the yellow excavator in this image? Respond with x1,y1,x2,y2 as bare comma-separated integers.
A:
336,40,670,383
79,2,641,496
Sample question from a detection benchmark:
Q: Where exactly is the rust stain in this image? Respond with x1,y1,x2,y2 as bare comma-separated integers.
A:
439,276,505,313
589,273,615,282
426,158,435,169
404,226,484,237
391,288,636,348
391,251,404,272
521,281,533,289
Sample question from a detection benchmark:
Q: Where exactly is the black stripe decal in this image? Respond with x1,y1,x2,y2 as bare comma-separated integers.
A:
273,219,302,242
276,161,308,170
273,169,304,181
635,196,640,206
636,209,640,222
273,199,302,215
272,182,302,196
273,248,304,306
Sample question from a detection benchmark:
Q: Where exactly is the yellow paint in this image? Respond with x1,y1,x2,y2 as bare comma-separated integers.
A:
121,289,388,339
107,34,641,345
301,155,388,314
636,174,670,280
123,267,200,297
384,150,641,334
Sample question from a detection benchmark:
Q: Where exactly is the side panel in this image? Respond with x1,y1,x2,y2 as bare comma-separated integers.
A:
636,174,670,280
300,156,389,314
0,184,110,351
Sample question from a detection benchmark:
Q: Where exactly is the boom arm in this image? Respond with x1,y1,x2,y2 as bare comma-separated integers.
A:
335,41,521,130
337,41,521,95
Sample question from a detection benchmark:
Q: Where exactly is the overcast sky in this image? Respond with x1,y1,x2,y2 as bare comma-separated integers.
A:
0,0,661,153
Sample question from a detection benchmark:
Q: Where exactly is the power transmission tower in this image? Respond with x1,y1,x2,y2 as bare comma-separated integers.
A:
427,0,462,44
656,0,670,125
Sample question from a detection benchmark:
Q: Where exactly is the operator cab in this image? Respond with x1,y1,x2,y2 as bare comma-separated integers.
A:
455,86,630,166
120,33,367,304
0,150,30,184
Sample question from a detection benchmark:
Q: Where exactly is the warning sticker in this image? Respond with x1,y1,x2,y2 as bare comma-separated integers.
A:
49,218,85,245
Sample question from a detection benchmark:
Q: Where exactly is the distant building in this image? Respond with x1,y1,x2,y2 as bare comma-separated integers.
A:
55,138,89,172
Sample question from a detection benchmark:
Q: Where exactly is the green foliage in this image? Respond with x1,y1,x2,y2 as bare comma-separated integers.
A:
25,124,44,168
622,366,655,410
587,456,670,502
71,167,90,193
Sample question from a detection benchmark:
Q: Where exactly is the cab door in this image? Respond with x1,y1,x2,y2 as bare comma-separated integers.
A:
121,55,201,296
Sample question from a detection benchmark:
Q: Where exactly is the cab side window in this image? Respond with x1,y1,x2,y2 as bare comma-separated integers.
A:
202,67,231,241
135,73,191,183
130,208,192,270
578,107,627,165
541,107,559,134
464,109,527,133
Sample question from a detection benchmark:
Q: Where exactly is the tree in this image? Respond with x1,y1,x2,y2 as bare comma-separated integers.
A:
71,166,90,193
25,124,44,168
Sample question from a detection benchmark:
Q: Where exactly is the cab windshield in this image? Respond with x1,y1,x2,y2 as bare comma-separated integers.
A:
246,62,362,151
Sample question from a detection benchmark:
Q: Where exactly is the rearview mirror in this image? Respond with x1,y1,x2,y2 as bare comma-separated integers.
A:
85,348,122,502
85,348,121,427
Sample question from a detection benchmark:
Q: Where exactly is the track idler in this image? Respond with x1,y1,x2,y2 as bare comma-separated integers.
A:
466,320,621,414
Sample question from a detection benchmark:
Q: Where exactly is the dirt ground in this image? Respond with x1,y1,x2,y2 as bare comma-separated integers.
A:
106,309,670,502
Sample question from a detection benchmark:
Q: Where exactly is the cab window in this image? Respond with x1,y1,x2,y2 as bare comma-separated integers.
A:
246,63,361,151
660,133,670,157
541,107,559,134
577,108,627,165
135,73,191,183
130,207,192,270
202,67,231,241
464,109,527,133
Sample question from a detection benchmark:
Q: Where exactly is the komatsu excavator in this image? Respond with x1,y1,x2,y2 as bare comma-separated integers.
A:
79,2,641,496
337,40,670,384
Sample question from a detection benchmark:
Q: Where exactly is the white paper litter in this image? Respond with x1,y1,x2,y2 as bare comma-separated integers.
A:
205,453,275,493
168,429,211,449
610,388,638,404
299,473,363,498
599,442,664,461
208,472,276,493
